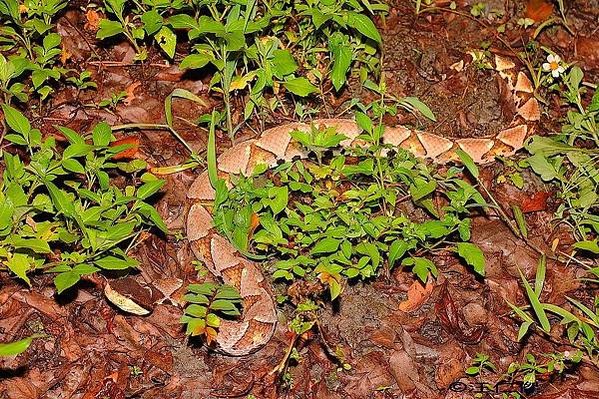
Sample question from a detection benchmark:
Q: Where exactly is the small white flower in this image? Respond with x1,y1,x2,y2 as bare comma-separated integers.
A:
543,54,565,78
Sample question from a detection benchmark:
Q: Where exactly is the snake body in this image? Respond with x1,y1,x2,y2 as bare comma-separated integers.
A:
186,55,538,356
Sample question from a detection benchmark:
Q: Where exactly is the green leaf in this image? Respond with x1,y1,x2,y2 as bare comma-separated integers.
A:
512,205,528,238
180,53,213,70
92,122,112,147
329,34,352,91
456,149,479,179
283,77,318,97
573,240,599,254
63,143,93,159
311,237,341,255
97,19,124,39
271,49,298,78
94,255,139,270
55,126,85,144
0,334,42,357
5,253,32,286
141,9,163,35
347,12,382,44
54,271,81,294
518,268,551,333
137,180,165,200
456,243,485,276
409,179,436,201
389,240,413,268
401,97,436,121
12,238,52,253
155,26,176,58
268,186,288,215
527,153,560,182
62,158,85,174
402,257,437,283
1,104,30,135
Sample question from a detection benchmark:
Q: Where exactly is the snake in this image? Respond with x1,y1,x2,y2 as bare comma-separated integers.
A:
185,55,540,356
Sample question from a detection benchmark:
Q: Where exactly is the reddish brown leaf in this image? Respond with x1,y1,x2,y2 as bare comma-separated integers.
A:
111,136,140,160
525,0,554,22
521,191,550,213
398,280,434,312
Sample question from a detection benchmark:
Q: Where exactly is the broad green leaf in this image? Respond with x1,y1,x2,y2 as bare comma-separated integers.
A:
94,255,139,270
401,97,436,121
329,33,352,91
402,257,437,283
527,153,560,181
137,180,165,200
573,240,599,254
141,9,163,35
0,334,42,357
12,238,51,253
347,12,382,44
156,26,176,58
5,253,32,286
271,49,297,78
54,271,81,294
283,77,318,97
1,104,30,135
456,243,485,276
63,143,93,159
180,53,212,70
97,19,124,39
92,122,112,147
311,237,341,255
388,240,413,268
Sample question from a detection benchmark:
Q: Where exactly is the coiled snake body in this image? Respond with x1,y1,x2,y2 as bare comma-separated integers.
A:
186,55,539,356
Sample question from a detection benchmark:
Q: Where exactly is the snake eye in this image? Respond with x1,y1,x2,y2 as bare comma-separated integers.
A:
307,150,317,161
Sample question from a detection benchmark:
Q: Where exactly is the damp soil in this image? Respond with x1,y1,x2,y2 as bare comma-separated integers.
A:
1,1,599,399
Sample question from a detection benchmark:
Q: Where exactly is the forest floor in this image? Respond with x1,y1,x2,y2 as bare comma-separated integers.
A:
1,1,599,398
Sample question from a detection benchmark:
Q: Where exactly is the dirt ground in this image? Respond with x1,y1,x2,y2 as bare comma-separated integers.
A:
1,1,599,398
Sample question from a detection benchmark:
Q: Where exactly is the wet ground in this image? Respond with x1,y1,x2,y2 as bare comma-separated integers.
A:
1,1,599,398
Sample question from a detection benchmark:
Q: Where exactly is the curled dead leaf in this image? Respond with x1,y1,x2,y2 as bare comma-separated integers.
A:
399,280,434,312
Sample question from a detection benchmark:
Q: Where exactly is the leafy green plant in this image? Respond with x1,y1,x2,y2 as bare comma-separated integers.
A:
0,105,166,293
180,282,242,344
464,351,582,398
97,0,185,61
524,67,598,250
509,255,599,362
0,0,68,101
466,353,497,376
212,113,487,301
167,0,387,136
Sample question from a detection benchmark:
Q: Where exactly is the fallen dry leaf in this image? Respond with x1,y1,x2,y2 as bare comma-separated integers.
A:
398,280,434,312
521,191,550,213
84,9,101,31
525,0,554,22
124,82,141,106
60,45,71,65
111,136,140,160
